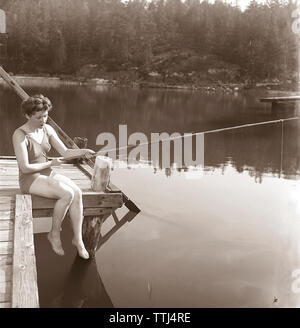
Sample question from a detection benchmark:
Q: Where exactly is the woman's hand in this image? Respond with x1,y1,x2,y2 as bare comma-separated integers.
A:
83,149,95,159
50,158,64,166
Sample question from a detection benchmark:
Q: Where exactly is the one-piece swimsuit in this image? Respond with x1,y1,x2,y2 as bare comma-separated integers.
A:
18,125,53,193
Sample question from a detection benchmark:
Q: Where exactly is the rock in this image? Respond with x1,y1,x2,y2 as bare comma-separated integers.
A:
208,68,217,75
89,78,109,84
148,71,161,77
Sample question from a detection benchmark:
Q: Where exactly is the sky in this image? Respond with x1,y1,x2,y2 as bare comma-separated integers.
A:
237,0,266,11
219,0,266,11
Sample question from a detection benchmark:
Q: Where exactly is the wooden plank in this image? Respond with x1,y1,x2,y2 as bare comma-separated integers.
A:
0,170,88,179
32,207,112,218
52,167,89,175
0,157,16,161
0,162,80,169
0,181,19,187
0,66,29,99
0,211,14,220
0,196,15,204
0,159,18,163
0,162,18,167
12,194,39,308
0,170,19,175
0,175,89,182
0,172,18,177
0,197,15,211
0,255,13,266
0,165,82,172
0,242,13,255
99,210,138,246
0,221,13,230
0,265,12,283
0,186,21,191
83,207,113,216
31,192,123,210
0,186,20,191
112,211,119,224
0,160,78,169
0,281,12,303
0,230,13,242
0,190,19,196
0,165,19,170
0,177,89,184
0,302,11,308
76,163,93,178
0,180,92,188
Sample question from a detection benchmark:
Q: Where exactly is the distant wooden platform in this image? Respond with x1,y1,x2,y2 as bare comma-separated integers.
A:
259,96,300,103
0,157,130,308
259,96,300,112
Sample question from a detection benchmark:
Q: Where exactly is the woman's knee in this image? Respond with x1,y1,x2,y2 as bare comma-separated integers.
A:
73,187,83,204
48,179,75,204
61,188,75,204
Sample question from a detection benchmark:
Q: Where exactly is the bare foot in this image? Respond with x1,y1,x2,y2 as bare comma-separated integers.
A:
47,232,65,256
72,238,89,259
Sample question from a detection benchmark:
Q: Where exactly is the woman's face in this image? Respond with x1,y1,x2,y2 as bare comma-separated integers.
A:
27,110,49,128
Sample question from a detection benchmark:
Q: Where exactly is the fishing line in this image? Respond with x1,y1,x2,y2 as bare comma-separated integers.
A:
280,119,284,177
93,117,298,162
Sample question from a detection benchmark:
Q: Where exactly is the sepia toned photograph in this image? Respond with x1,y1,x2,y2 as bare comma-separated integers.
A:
0,0,300,312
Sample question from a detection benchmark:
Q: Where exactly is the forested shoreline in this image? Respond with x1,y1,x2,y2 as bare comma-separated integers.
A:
0,0,298,87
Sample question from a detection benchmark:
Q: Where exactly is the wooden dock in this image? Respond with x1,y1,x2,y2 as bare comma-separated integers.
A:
0,157,138,308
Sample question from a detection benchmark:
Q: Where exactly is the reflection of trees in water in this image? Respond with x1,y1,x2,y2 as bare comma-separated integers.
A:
2,82,299,181
135,122,300,182
205,122,300,181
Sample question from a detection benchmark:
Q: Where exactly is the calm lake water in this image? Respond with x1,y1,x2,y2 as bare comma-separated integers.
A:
1,78,300,307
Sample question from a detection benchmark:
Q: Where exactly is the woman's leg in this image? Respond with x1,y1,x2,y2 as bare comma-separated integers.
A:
51,173,89,259
29,175,75,256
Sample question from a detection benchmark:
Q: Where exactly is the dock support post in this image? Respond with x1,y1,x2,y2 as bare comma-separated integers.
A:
82,215,105,258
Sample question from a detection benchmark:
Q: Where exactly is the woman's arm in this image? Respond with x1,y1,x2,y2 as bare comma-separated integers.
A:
45,124,94,158
12,130,60,174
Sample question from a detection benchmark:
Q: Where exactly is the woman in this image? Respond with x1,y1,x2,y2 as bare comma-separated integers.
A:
12,94,94,260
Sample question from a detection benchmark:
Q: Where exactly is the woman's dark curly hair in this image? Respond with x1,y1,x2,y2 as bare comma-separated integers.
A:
21,94,52,117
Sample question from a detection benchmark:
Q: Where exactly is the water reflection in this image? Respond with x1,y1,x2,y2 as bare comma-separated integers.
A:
34,220,113,308
1,82,299,181
111,117,300,183
100,163,300,307
49,256,113,308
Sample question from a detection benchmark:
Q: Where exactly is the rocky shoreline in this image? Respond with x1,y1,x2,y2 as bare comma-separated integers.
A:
1,73,297,94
